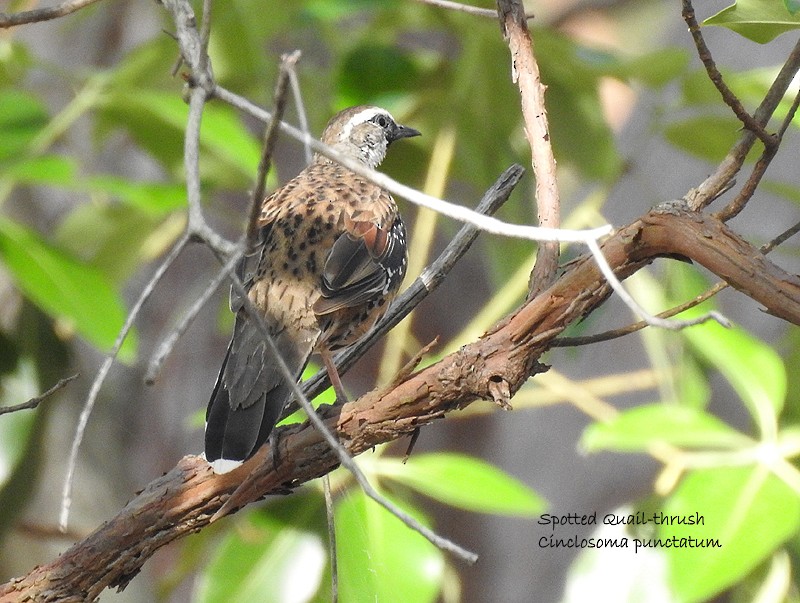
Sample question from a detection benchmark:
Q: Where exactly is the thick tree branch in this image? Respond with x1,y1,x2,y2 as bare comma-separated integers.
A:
4,203,800,601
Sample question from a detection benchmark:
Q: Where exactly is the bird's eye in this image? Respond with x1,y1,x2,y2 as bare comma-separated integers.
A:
374,115,389,128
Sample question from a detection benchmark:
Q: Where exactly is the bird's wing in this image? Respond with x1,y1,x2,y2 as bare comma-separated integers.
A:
313,215,407,315
229,223,271,313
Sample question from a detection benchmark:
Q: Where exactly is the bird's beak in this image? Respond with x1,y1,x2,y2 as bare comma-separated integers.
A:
389,123,421,143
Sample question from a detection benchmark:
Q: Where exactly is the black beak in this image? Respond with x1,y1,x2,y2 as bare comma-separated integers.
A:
389,123,421,143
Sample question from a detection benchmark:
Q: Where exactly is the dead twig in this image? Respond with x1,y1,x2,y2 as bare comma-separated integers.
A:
0,0,104,28
0,374,79,416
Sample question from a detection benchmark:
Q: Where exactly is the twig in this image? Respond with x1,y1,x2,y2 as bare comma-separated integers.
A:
198,0,212,74
414,0,533,19
556,219,800,347
291,164,524,412
497,0,561,297
0,374,79,416
686,38,800,210
246,52,296,246
0,0,103,28
59,235,190,531
284,52,313,165
585,236,730,331
715,87,800,222
681,0,775,147
554,282,729,347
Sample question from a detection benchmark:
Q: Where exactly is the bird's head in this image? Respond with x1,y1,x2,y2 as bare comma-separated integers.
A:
319,106,420,168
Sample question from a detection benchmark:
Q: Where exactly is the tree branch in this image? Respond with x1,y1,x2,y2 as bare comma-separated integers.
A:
0,0,104,28
5,202,800,600
496,0,561,296
0,374,79,416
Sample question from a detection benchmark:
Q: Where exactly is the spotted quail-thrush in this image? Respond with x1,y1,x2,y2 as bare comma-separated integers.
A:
204,105,420,473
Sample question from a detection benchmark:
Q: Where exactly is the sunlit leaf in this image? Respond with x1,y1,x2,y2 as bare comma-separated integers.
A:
196,498,327,603
0,90,48,161
0,218,136,361
1,155,77,186
85,175,187,217
705,0,800,43
663,115,743,162
582,404,751,452
663,467,800,602
685,321,785,433
336,489,443,603
380,453,545,516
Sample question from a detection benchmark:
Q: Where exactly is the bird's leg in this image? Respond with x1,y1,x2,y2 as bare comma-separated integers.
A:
320,347,348,404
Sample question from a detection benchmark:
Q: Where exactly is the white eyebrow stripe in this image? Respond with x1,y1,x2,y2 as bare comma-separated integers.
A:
340,107,394,140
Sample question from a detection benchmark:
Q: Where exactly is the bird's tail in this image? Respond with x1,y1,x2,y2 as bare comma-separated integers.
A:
204,315,312,473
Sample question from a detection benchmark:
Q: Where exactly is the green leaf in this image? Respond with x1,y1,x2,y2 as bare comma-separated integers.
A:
0,90,48,161
788,0,800,15
380,453,545,516
663,467,800,602
97,90,261,186
684,321,786,434
705,0,800,44
582,404,751,453
612,48,691,88
85,175,187,217
196,497,327,603
663,115,743,162
1,155,77,187
535,28,623,182
0,218,136,361
0,359,38,489
336,489,443,603
338,44,421,104
55,203,166,282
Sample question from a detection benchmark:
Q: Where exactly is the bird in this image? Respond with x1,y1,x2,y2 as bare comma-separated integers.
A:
204,105,420,474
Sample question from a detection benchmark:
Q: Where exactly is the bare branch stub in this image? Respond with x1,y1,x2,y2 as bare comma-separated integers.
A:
496,0,561,297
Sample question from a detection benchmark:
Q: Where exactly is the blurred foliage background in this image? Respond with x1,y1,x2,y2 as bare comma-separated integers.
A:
1,0,800,601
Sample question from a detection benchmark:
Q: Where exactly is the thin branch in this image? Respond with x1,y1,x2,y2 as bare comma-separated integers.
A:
59,235,190,531
198,0,212,74
497,0,561,296
681,0,775,147
414,0,532,19
715,87,800,222
246,51,296,246
285,52,314,165
554,281,729,347
0,374,79,416
555,219,800,347
585,235,730,331
0,0,103,28
686,38,800,210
